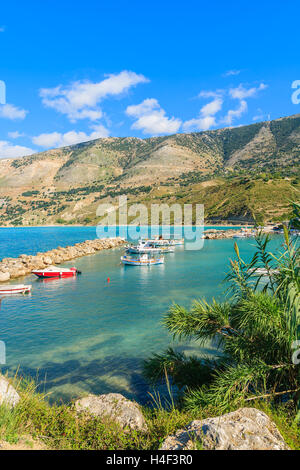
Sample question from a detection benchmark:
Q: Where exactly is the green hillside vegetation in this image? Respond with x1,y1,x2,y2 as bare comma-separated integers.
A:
0,113,300,225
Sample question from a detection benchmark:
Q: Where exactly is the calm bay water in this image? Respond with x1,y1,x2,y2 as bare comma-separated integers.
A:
0,227,283,404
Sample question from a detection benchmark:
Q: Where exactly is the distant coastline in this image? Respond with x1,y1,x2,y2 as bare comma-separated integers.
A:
0,222,255,229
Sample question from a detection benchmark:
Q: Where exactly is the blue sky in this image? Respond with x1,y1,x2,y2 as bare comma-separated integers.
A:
0,0,300,158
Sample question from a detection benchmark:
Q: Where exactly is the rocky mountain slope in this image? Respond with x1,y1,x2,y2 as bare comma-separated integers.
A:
0,114,299,225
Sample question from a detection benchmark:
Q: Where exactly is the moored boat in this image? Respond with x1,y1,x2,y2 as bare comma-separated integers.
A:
233,233,250,239
172,238,184,245
159,245,175,253
126,240,175,254
0,284,32,295
126,241,162,254
249,268,279,276
32,266,80,279
121,253,164,266
140,237,182,247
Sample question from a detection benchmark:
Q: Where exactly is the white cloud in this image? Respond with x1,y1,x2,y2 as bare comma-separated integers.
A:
223,70,241,77
184,81,268,131
40,71,149,122
252,108,264,122
229,83,267,100
200,98,223,117
223,100,248,125
252,111,270,122
0,104,27,120
32,124,109,149
198,90,224,99
8,131,25,139
126,98,158,117
70,109,103,121
33,132,63,148
0,141,34,159
183,96,223,132
221,83,267,125
126,98,182,135
183,116,216,132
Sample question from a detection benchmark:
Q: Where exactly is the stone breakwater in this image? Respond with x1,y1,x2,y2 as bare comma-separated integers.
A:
0,237,125,282
203,229,252,239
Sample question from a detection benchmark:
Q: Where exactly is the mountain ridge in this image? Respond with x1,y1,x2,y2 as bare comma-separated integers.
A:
0,113,299,226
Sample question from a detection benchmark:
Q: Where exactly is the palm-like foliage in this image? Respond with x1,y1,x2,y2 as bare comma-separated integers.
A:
290,202,300,231
143,217,300,413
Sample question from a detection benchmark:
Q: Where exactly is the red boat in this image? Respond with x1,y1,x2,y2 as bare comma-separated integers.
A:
32,266,80,279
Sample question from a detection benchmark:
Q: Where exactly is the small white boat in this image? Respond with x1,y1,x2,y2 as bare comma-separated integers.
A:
126,241,163,254
127,240,175,254
172,238,184,245
233,233,251,239
249,268,279,276
140,237,180,247
121,253,164,266
159,245,175,253
0,284,32,295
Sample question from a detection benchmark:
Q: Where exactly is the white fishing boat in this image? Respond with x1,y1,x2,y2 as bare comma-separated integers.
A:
140,236,181,247
233,232,249,239
0,284,32,295
126,240,163,254
159,245,175,253
155,238,176,247
249,268,279,276
127,239,175,254
172,238,184,245
121,253,164,266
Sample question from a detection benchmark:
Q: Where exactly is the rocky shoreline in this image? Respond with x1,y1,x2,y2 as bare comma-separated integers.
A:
0,237,125,282
202,228,252,239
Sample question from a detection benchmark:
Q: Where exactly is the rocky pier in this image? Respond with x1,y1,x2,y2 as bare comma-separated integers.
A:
202,228,252,239
0,237,125,282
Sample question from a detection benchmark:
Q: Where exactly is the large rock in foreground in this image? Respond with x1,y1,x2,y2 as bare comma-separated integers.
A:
0,272,10,282
161,408,289,450
75,393,148,432
0,376,20,408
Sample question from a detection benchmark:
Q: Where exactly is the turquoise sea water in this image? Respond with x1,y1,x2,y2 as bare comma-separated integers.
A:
0,225,234,259
0,227,284,404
